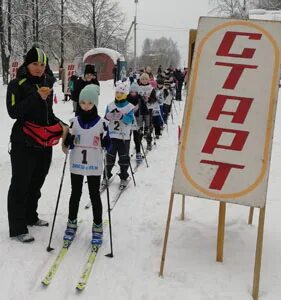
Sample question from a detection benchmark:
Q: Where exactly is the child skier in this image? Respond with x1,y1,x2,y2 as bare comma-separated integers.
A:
163,80,176,124
127,82,148,163
104,82,135,188
153,78,165,138
62,84,111,247
138,73,156,151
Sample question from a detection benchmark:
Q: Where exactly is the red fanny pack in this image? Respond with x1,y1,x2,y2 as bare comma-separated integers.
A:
23,121,63,147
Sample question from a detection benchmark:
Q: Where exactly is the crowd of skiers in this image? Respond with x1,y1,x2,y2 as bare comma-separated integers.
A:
6,46,185,247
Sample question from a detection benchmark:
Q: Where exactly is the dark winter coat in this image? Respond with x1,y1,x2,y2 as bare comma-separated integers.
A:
127,93,149,116
6,65,61,147
71,77,100,103
174,69,185,83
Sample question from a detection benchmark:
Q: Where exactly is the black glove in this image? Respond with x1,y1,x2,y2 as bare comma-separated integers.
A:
64,133,75,148
101,133,112,151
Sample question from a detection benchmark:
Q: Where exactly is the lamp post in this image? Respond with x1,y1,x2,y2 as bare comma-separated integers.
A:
60,0,65,69
134,0,138,71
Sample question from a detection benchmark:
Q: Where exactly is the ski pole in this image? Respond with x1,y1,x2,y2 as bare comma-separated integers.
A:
172,99,178,115
170,102,174,124
139,139,149,168
128,159,136,186
120,128,136,187
47,153,68,252
104,150,114,258
152,128,157,146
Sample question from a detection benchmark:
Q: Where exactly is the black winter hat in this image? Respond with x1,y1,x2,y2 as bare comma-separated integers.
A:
25,47,47,66
84,64,95,76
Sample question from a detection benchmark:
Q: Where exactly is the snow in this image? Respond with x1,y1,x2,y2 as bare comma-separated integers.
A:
0,80,280,300
83,48,125,64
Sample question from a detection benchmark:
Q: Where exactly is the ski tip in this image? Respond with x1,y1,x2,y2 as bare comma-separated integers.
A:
41,279,50,286
76,284,85,291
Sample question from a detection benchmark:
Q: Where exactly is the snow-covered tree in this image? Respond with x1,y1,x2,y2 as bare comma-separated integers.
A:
138,37,181,72
255,0,281,9
209,0,250,18
0,0,127,81
68,0,126,51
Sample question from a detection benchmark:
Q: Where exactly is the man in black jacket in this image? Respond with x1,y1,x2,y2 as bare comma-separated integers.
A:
71,64,100,115
6,46,67,243
174,68,185,101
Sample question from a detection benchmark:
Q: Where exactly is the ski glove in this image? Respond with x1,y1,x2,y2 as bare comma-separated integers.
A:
101,135,112,151
64,133,75,149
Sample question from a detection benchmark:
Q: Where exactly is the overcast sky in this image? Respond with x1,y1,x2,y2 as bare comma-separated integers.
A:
117,0,210,66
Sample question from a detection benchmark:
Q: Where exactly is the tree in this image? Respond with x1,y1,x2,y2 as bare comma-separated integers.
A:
209,0,249,18
255,0,281,9
0,0,11,84
68,0,126,51
138,37,181,72
0,0,128,82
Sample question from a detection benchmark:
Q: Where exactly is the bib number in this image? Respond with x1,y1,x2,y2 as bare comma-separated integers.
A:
81,149,88,164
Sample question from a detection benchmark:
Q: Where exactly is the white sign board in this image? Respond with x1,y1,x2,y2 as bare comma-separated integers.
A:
173,17,281,207
10,61,19,80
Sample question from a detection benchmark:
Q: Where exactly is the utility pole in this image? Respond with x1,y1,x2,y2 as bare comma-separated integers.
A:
61,0,64,68
134,0,138,71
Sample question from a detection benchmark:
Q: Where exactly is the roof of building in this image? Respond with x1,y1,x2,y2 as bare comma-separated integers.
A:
83,48,125,64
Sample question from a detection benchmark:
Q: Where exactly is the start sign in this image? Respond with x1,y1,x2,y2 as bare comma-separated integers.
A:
173,17,281,207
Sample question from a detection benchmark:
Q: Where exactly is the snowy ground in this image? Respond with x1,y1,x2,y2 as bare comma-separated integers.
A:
0,80,280,300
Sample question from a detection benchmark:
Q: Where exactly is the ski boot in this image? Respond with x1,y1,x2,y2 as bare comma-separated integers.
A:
136,152,143,164
120,178,129,190
92,222,103,247
101,173,112,189
101,177,107,188
63,219,77,248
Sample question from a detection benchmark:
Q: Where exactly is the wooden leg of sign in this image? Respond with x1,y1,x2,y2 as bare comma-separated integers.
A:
181,194,185,220
159,192,175,277
252,206,266,300
216,202,226,262
248,207,254,225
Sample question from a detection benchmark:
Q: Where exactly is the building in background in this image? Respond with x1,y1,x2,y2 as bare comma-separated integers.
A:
83,48,126,81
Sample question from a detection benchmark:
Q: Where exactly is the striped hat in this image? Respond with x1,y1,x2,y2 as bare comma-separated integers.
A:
25,47,47,66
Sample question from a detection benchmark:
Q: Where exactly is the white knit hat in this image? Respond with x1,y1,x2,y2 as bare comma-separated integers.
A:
115,82,129,94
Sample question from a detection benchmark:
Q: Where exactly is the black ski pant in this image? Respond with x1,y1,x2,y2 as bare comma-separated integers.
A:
68,173,102,225
106,138,130,180
132,130,141,153
137,114,152,146
163,103,172,123
8,143,52,237
152,115,163,137
176,81,183,100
